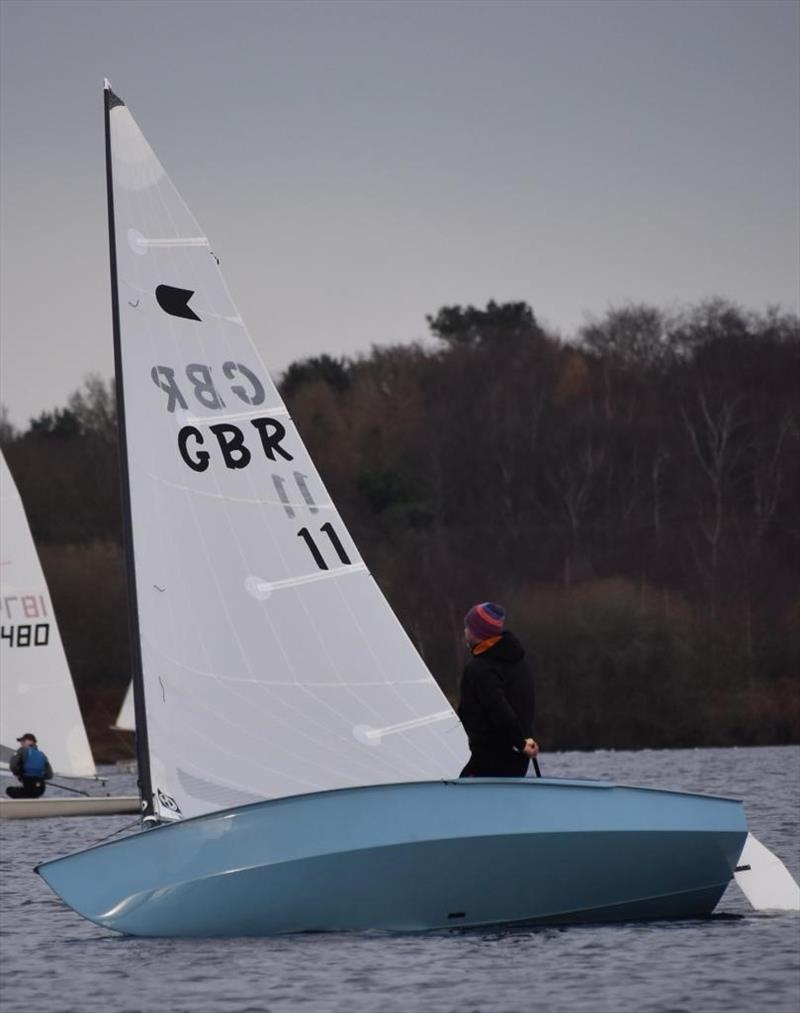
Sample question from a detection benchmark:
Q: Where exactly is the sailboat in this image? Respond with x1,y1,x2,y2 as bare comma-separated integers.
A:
34,83,798,933
110,681,137,774
0,451,138,818
111,682,134,732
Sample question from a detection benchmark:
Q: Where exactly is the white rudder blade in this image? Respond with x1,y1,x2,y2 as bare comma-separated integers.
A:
734,833,800,912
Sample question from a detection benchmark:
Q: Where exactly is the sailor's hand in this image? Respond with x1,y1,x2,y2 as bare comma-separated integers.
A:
523,738,539,758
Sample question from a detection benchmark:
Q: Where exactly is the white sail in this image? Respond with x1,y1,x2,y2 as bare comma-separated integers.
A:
0,452,97,778
113,682,135,732
106,85,467,821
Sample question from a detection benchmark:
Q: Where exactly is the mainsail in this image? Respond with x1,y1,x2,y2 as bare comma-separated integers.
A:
105,83,467,821
0,452,96,778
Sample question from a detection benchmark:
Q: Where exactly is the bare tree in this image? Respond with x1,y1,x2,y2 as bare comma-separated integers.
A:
67,374,117,442
681,392,745,629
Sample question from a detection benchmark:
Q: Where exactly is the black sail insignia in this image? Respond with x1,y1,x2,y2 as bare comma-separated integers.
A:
155,284,202,321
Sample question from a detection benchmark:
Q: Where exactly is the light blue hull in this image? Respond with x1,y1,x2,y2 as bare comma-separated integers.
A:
36,779,747,936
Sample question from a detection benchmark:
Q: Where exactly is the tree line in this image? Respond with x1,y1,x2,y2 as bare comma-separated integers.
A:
2,299,798,760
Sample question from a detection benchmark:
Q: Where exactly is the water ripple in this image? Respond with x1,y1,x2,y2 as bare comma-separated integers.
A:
1,747,798,1013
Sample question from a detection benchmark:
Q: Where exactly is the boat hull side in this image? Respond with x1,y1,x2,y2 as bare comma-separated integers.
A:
35,779,747,936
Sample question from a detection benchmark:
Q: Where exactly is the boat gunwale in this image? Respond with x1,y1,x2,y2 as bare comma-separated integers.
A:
34,776,744,875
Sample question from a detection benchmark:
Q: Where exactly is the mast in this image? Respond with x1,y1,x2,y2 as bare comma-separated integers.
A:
103,81,153,818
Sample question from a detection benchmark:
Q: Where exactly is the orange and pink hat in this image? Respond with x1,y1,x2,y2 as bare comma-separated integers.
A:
464,602,506,641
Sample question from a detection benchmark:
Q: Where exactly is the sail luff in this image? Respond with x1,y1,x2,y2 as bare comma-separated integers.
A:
104,81,152,816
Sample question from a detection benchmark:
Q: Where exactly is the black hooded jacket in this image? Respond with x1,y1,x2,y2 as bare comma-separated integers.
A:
457,631,536,755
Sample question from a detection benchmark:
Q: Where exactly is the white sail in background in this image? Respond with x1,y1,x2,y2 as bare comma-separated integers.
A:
113,682,135,732
0,452,96,778
106,86,467,821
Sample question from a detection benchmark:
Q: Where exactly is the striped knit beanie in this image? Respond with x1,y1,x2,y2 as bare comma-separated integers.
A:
464,602,506,641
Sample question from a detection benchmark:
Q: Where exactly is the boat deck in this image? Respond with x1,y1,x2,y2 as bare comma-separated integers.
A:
0,795,140,819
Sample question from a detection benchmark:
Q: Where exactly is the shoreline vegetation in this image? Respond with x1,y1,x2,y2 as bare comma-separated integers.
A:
2,298,798,762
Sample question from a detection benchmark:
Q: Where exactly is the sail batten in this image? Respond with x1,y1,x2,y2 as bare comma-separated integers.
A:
184,406,290,425
134,236,209,249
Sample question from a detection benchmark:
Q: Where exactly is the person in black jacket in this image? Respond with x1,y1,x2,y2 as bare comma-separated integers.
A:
457,602,538,777
6,732,53,799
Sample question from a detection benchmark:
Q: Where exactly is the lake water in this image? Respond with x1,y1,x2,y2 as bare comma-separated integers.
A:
1,746,798,1013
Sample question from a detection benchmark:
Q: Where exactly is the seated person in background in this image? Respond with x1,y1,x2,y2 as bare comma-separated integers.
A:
6,732,53,799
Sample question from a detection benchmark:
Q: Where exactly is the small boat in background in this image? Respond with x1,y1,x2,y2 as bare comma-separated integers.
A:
0,451,139,819
2,795,140,820
35,82,796,931
111,682,134,733
1,450,96,780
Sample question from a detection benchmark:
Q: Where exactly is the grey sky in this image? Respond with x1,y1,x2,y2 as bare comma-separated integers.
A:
1,0,798,428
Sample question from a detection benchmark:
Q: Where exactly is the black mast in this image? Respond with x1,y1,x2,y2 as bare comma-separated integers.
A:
104,81,154,819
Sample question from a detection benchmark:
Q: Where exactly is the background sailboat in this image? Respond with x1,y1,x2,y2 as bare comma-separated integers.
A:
0,450,96,779
111,682,134,733
0,451,139,819
34,83,797,932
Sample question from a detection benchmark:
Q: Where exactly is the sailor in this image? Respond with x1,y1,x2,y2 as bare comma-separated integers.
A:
457,603,538,777
6,733,53,799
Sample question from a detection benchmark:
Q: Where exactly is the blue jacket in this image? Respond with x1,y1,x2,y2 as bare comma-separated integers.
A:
10,745,53,781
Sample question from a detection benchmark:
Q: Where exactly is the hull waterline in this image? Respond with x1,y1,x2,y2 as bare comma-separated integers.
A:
36,778,747,937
